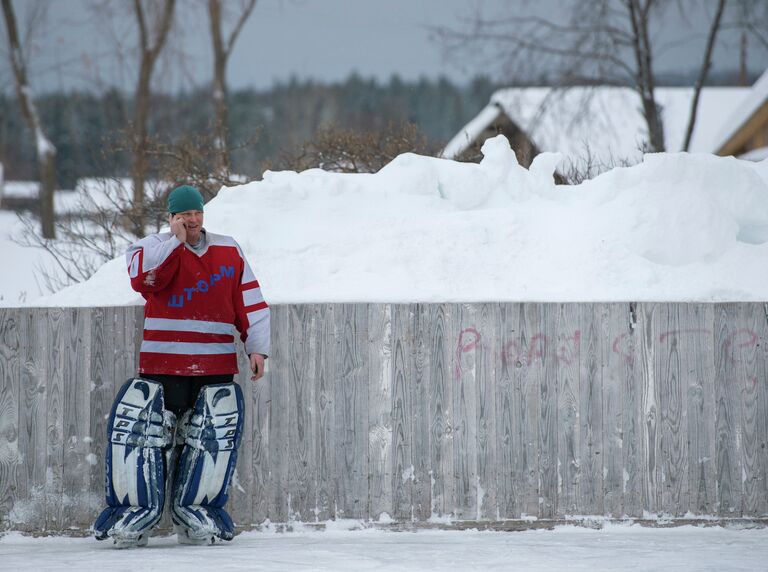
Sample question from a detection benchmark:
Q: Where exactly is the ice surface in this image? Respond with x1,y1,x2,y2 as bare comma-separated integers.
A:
1,524,767,571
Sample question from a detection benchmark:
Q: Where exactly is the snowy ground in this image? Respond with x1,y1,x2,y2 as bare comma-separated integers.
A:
0,209,61,304
1,524,767,571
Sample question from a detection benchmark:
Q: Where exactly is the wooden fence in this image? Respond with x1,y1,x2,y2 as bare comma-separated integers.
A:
0,303,767,532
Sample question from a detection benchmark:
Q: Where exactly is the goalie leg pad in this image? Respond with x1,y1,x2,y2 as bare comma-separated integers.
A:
93,378,175,543
171,382,244,542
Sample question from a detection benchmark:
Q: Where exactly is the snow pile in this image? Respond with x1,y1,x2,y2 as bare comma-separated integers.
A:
26,135,768,306
0,210,63,303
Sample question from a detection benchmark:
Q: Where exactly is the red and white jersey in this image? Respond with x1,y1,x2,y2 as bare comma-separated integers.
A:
125,231,270,376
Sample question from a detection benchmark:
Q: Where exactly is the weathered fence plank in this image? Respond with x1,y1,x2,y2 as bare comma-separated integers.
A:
555,303,580,517
61,308,92,528
539,304,557,519
232,342,254,528
391,304,412,520
410,303,432,521
267,304,289,522
88,307,111,529
639,303,661,514
495,303,517,519
759,303,768,517
0,308,20,527
620,304,642,518
682,304,716,515
517,304,542,518
428,303,452,518
714,304,742,515
334,304,368,519
657,304,688,515
2,302,767,532
314,304,336,521
601,304,625,517
287,305,315,521
16,309,48,531
578,304,604,515
727,304,763,516
475,303,497,520
251,345,270,523
453,304,478,519
45,309,65,530
368,304,392,520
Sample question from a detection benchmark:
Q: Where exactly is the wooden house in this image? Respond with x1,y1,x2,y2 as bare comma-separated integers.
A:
714,68,768,160
442,85,751,177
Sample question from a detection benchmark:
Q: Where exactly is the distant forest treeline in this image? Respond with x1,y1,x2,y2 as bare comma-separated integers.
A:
0,75,501,188
0,69,756,188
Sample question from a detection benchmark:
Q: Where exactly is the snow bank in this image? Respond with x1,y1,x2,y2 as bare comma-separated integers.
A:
0,210,62,304
27,136,768,306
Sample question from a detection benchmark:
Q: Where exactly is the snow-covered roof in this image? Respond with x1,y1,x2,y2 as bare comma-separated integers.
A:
739,146,768,162
442,86,749,171
440,103,502,160
713,68,768,154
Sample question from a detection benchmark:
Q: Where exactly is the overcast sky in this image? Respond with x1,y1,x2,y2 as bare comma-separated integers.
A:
5,0,768,93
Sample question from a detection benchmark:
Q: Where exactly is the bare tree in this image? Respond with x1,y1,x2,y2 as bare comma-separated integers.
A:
435,0,735,154
208,0,257,175
16,128,259,293
1,0,56,238
270,122,433,174
682,0,727,151
734,0,768,51
626,0,664,152
131,0,175,236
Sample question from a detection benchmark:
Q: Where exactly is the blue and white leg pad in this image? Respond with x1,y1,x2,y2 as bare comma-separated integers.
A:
171,382,244,542
93,378,174,543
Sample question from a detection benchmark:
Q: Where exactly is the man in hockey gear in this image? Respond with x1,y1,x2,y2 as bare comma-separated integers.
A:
93,185,270,546
93,378,175,547
171,382,244,544
126,185,270,380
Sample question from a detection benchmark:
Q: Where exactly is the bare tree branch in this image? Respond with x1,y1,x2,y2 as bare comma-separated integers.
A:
682,0,727,151
131,0,176,236
208,0,257,175
1,0,57,238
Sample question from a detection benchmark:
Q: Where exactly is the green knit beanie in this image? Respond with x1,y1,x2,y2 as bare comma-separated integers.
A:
167,185,204,214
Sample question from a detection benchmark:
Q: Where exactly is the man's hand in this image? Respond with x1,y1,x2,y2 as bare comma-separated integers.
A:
250,353,266,381
169,214,187,243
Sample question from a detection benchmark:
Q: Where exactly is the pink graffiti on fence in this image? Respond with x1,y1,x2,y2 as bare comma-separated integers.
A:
659,329,713,343
455,327,481,378
500,334,550,369
528,334,547,365
556,331,581,366
612,333,635,365
724,329,759,364
454,325,761,376
501,333,579,368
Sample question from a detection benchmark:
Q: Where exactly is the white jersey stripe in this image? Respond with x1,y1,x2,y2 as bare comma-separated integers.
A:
141,340,236,355
144,317,235,335
247,308,268,323
242,288,264,307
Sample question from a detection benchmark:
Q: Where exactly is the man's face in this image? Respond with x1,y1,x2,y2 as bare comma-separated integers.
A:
171,210,204,244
